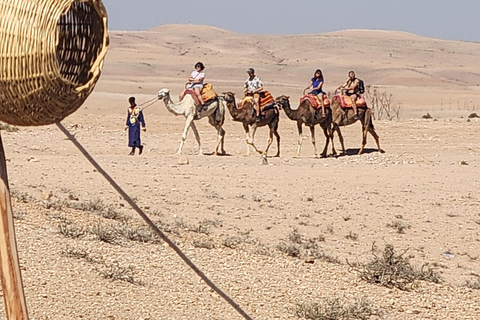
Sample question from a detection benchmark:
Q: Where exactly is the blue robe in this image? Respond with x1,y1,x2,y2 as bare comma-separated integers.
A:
126,106,145,147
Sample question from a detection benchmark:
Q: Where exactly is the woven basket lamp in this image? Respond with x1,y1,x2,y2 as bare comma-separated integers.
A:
0,1,109,319
0,0,109,126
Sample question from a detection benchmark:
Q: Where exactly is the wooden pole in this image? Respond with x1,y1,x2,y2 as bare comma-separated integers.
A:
0,132,29,319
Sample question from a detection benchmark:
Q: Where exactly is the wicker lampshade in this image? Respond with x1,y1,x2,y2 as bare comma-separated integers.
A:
0,0,109,126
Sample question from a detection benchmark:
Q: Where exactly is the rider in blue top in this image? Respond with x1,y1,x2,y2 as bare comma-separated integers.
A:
304,69,326,118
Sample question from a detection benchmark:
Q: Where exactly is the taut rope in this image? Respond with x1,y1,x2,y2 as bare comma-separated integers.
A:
55,122,254,320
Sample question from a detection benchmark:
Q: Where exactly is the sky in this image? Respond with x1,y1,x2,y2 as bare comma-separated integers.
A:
101,0,480,43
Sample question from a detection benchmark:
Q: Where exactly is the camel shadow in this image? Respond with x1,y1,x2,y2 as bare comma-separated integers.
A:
202,151,232,156
335,148,385,157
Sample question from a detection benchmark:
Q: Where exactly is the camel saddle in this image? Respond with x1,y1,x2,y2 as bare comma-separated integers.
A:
300,94,331,109
238,90,275,110
185,83,218,105
332,94,367,109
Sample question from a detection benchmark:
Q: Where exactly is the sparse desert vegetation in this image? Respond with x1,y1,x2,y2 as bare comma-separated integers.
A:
1,25,480,319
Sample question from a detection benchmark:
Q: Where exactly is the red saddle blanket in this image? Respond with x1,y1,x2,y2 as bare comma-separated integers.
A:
239,91,274,110
333,95,367,109
300,94,331,109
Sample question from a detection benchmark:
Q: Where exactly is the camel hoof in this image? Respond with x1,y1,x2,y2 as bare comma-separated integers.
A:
379,149,385,153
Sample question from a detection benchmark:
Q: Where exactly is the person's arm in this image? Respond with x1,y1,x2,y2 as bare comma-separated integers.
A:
252,84,263,93
305,80,313,90
139,111,146,131
312,80,323,91
125,111,129,131
338,79,348,90
347,79,358,91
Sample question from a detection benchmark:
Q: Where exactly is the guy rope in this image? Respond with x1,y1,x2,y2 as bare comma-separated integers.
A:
0,0,252,319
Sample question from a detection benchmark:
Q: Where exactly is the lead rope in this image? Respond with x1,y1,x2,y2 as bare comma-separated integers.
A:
137,96,160,110
55,122,254,320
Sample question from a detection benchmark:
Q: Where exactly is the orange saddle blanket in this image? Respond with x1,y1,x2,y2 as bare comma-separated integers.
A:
300,94,331,109
332,95,367,109
239,91,275,110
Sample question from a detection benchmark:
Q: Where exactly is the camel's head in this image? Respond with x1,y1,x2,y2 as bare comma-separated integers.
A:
221,92,235,103
157,88,170,99
274,95,290,110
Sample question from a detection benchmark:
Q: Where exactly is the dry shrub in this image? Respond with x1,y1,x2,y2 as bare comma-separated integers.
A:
89,222,122,245
97,262,141,285
465,276,480,290
193,239,215,249
58,222,86,238
0,122,19,132
365,86,400,121
295,296,382,320
386,220,411,234
277,242,300,257
349,243,441,291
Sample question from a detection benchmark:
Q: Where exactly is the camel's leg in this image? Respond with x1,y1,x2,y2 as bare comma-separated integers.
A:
189,121,204,155
296,122,304,157
273,128,280,157
178,115,194,155
213,125,225,155
263,125,274,156
358,124,368,155
334,124,346,155
362,109,383,153
243,123,251,156
220,127,226,155
247,124,264,154
369,127,383,153
319,125,330,158
309,125,319,158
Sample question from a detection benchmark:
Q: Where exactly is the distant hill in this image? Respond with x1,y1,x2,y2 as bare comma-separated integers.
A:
94,24,480,112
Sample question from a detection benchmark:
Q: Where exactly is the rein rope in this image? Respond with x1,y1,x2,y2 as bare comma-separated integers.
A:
137,96,160,110
55,122,253,320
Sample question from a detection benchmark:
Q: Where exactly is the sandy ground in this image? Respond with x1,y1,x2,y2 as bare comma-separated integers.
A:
1,24,480,319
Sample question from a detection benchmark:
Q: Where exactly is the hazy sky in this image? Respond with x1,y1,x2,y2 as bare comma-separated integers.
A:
102,0,480,43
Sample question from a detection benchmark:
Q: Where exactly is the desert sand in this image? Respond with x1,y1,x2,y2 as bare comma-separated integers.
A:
1,24,480,319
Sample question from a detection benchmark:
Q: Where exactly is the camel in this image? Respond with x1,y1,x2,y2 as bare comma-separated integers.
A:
330,93,383,155
221,92,280,157
157,88,226,155
274,95,340,158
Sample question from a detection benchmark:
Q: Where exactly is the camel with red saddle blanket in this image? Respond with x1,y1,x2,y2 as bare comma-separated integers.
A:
330,91,383,155
275,94,340,158
157,88,226,155
222,91,280,157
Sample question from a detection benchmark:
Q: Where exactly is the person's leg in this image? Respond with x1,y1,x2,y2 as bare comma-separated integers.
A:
253,93,260,119
318,93,326,117
179,89,186,101
195,87,205,105
350,93,358,118
129,146,136,155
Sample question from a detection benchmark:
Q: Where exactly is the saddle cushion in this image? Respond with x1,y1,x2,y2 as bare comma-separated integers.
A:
300,94,331,109
239,91,275,110
333,94,367,109
201,83,217,102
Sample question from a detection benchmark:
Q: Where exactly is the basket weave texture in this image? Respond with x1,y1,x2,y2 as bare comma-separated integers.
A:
0,0,109,126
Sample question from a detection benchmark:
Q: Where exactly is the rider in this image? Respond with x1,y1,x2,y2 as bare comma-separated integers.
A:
338,70,360,119
305,69,326,118
179,62,206,108
244,68,264,122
